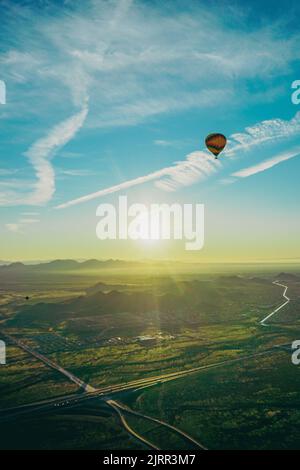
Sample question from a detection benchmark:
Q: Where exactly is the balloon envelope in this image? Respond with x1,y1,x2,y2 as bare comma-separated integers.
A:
205,133,227,158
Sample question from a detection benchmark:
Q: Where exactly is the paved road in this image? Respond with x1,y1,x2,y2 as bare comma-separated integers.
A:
1,286,292,448
260,281,290,326
107,399,207,450
0,340,284,423
2,332,96,392
107,400,160,450
1,332,207,447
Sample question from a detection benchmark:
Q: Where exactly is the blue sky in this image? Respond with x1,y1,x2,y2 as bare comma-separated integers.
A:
1,0,300,261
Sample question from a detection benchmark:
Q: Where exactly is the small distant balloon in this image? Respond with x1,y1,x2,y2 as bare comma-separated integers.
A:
25,296,29,300
205,133,227,159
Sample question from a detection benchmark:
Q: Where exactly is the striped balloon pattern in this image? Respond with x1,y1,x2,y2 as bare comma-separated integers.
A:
205,133,227,158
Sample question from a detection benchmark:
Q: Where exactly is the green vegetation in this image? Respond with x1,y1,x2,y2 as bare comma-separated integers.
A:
0,402,145,450
0,266,300,449
0,345,77,408
122,350,300,449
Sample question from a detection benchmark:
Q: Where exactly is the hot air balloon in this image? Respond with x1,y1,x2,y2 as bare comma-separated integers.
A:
205,133,227,159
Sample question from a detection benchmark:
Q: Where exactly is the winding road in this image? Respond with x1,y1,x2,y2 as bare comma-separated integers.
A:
260,281,290,326
107,399,207,450
107,400,160,450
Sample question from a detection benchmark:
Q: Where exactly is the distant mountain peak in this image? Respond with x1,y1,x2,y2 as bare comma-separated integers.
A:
4,261,26,269
277,272,299,281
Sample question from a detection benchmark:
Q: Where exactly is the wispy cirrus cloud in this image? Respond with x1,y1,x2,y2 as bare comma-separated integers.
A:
0,169,17,176
56,110,300,209
59,169,95,177
56,151,220,209
2,0,300,210
2,0,300,126
23,105,88,205
225,112,300,156
5,223,22,233
21,212,39,216
154,153,221,192
232,148,300,178
19,218,39,224
0,106,88,206
5,216,39,234
154,139,193,149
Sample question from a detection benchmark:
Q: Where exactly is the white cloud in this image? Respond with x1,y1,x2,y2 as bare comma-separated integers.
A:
56,151,219,209
2,1,300,210
5,216,40,234
60,169,95,177
155,152,220,192
23,106,88,205
219,177,236,185
19,218,39,224
0,106,88,206
0,169,17,176
21,212,39,216
232,148,300,178
226,112,300,156
5,223,22,233
56,110,300,209
154,140,176,147
154,139,192,149
2,0,300,126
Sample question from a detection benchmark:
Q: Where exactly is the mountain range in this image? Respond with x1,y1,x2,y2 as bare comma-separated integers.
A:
0,259,141,272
